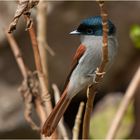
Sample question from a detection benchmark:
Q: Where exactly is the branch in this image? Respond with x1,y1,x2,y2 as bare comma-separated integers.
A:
5,31,27,78
82,1,108,139
44,43,55,56
26,17,52,111
25,14,58,138
37,0,49,88
106,67,140,140
82,87,96,139
8,0,39,33
7,0,56,139
73,102,85,140
5,32,46,131
37,0,55,57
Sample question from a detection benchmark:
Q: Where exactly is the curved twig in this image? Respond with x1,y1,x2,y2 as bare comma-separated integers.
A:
5,32,46,131
106,67,140,140
82,1,109,138
8,0,39,33
73,102,85,140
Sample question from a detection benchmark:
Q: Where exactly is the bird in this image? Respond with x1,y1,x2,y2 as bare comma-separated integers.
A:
42,16,118,137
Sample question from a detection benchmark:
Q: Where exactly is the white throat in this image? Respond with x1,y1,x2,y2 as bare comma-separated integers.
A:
80,35,102,47
80,35,117,48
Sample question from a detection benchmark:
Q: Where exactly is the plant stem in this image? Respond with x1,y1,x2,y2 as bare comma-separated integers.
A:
5,31,46,130
73,102,85,140
82,1,108,138
37,0,49,87
106,67,140,140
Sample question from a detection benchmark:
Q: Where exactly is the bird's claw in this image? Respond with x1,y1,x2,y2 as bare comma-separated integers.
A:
95,67,106,78
87,68,106,84
87,73,99,84
94,80,99,84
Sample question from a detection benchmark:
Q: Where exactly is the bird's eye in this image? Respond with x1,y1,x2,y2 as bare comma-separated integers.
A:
87,28,93,34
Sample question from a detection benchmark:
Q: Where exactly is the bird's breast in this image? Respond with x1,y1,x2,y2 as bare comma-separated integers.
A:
67,36,117,98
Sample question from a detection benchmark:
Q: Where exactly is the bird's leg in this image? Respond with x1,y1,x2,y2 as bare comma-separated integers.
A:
95,67,106,78
87,67,106,84
87,73,98,83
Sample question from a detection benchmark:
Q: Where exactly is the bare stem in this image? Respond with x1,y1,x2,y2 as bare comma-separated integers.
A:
28,23,43,73
82,1,108,139
27,20,52,112
73,102,85,140
82,87,96,138
106,67,140,140
5,31,46,132
5,31,27,78
8,0,39,33
7,0,54,139
37,0,49,87
25,16,58,139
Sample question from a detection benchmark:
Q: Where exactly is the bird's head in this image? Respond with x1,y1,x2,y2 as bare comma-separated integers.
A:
70,16,116,36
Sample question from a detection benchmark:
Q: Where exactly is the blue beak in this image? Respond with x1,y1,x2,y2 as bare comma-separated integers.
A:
70,30,81,35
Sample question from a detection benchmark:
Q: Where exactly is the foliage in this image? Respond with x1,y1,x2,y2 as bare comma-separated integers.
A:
130,24,140,49
90,94,134,139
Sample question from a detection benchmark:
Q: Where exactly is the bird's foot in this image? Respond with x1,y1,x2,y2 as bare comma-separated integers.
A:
95,67,106,78
87,73,99,84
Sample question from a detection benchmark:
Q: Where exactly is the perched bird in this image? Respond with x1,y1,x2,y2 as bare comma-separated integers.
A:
42,16,118,136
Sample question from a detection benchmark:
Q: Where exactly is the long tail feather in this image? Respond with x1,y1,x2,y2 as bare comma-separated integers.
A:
42,90,71,137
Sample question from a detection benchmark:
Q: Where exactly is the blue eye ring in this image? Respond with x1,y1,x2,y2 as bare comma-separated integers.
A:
87,28,93,34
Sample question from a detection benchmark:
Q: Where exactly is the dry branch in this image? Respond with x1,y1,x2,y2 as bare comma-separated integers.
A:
106,67,140,140
82,1,108,139
37,0,49,87
82,87,96,139
8,0,39,33
27,21,53,115
73,102,85,140
19,71,41,131
5,32,46,131
5,31,27,78
17,0,57,137
7,0,57,139
25,14,58,138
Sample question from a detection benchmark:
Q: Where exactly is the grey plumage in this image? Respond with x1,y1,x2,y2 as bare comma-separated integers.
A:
67,35,118,99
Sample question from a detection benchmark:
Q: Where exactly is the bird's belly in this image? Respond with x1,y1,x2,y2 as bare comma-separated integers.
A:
67,48,102,98
78,47,102,77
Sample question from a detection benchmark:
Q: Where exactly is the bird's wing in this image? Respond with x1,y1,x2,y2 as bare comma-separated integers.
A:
63,44,86,90
42,44,86,136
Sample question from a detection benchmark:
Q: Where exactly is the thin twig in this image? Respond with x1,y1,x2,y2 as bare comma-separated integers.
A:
7,0,55,139
106,67,140,140
73,102,85,140
5,31,27,78
27,23,42,73
25,15,58,138
5,32,46,131
17,0,57,136
27,20,52,112
52,84,61,103
8,0,39,33
44,43,55,56
37,0,49,87
82,87,96,139
52,84,69,140
82,1,108,139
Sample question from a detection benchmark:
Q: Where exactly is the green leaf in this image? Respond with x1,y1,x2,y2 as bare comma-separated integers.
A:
130,25,140,49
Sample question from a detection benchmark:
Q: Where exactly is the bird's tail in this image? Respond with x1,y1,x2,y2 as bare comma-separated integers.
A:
42,89,71,137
